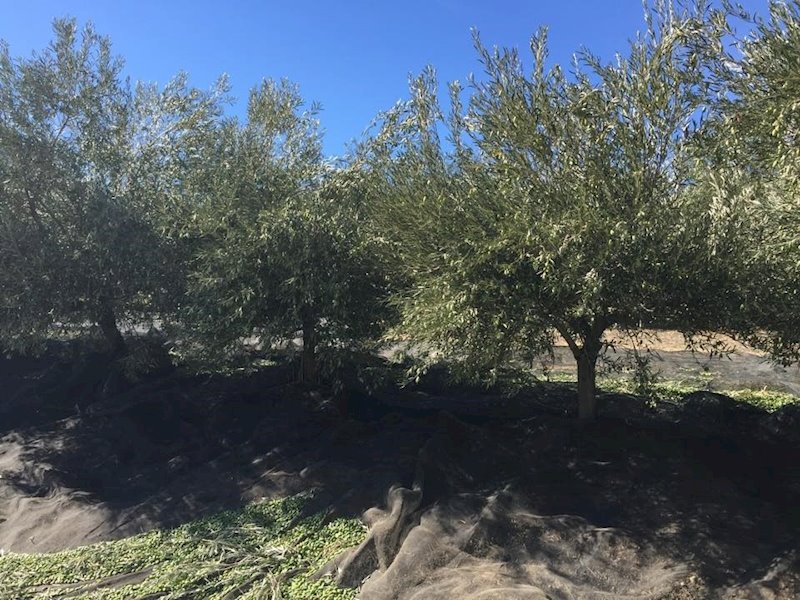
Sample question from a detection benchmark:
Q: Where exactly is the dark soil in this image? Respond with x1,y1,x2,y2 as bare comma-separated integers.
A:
0,346,798,598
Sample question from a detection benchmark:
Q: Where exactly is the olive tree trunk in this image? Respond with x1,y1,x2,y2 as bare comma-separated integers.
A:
576,348,600,420
559,320,605,421
301,309,317,383
98,299,126,356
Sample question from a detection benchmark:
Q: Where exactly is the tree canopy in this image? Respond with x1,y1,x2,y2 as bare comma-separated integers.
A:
363,3,759,418
1,4,799,419
178,80,389,381
0,19,224,354
699,0,800,362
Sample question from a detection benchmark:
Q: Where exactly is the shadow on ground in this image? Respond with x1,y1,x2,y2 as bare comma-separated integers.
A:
0,347,798,598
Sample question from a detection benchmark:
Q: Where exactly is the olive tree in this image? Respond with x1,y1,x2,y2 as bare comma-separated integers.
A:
732,0,800,363
182,80,388,381
0,19,224,354
717,0,800,185
366,3,742,419
704,0,800,362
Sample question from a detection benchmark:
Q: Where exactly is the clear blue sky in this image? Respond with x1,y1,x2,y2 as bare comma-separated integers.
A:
2,0,770,156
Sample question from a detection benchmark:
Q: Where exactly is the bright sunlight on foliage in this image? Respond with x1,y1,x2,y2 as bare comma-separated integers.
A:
0,495,366,600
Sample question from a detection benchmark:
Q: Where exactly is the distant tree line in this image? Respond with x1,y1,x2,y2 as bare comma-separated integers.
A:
1,1,799,419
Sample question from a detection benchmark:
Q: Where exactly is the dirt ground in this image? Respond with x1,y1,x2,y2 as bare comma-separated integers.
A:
0,345,798,598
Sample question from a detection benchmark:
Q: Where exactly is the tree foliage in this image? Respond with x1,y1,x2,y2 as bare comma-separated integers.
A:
2,6,798,420
180,80,388,380
365,2,745,418
0,19,224,354
703,0,800,362
719,0,800,184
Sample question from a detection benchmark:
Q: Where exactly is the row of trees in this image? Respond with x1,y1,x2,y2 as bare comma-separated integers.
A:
1,2,799,418
0,25,387,382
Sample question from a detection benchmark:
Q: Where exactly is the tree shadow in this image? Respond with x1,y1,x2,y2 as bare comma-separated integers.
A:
0,353,798,595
